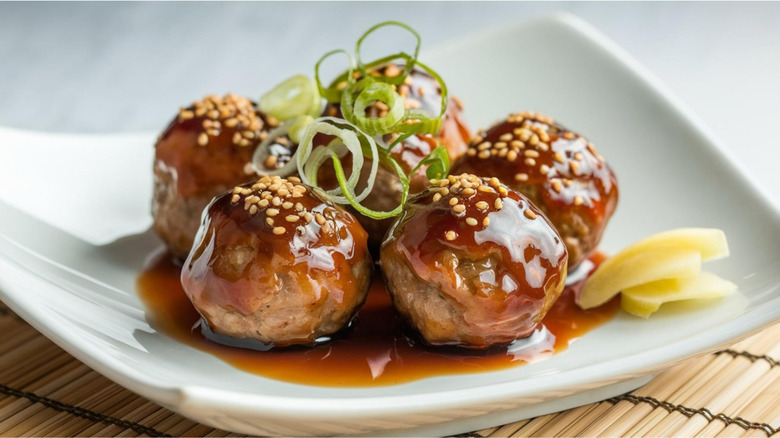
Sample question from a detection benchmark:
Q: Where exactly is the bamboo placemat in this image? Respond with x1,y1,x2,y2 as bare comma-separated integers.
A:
1,300,778,437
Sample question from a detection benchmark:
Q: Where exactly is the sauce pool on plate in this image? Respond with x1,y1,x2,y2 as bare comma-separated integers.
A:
137,251,617,387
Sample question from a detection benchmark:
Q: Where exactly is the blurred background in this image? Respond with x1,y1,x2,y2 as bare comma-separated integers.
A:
1,2,779,203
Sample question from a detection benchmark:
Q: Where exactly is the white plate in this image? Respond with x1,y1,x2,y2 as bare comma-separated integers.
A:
1,13,779,436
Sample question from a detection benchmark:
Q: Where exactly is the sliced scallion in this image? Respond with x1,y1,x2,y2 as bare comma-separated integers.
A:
259,75,321,121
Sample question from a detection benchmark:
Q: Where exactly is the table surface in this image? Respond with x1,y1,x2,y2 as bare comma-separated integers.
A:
1,2,779,205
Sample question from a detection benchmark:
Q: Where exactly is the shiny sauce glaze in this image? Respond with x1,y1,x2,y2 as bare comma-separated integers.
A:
383,176,568,346
138,251,617,387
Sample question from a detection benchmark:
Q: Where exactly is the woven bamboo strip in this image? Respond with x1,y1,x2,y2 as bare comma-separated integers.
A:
554,401,614,437
77,395,151,436
730,324,780,353
34,385,142,436
0,371,104,434
0,364,91,418
483,419,528,436
529,403,599,436
699,368,780,437
643,353,768,436
597,352,715,436
146,414,199,437
623,356,737,436
669,348,780,436
83,396,158,436
475,425,501,436
114,406,178,437
693,348,780,437
0,323,39,355
181,422,226,437
505,412,558,437
91,399,167,436
0,370,107,434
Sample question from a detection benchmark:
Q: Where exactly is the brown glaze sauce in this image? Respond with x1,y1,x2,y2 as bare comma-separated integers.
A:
137,251,617,387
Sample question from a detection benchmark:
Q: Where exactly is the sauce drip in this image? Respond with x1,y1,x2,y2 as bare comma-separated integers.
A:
137,251,617,387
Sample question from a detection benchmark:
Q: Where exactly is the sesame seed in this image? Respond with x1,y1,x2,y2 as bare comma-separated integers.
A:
552,180,563,193
466,217,478,226
510,140,525,149
271,197,282,206
478,150,491,160
489,177,500,188
507,150,518,162
483,217,490,226
453,204,466,214
266,208,279,217
563,132,575,140
289,176,301,184
447,197,457,206
494,198,503,210
445,230,457,241
266,217,274,226
574,152,583,161
462,188,476,196
477,141,492,151
499,133,513,142
285,215,299,222
540,164,550,175
554,152,565,163
537,142,549,152
273,227,286,235
197,133,208,146
524,209,537,219
248,205,258,215
574,196,584,206
303,212,313,223
295,202,304,211
478,186,493,193
524,149,540,158
432,193,442,202
525,157,536,166
230,194,240,204
467,149,477,157
282,201,294,209
476,201,489,210
494,141,507,149
570,161,580,175
515,173,529,182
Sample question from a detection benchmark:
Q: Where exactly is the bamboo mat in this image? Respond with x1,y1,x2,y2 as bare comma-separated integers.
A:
1,301,778,437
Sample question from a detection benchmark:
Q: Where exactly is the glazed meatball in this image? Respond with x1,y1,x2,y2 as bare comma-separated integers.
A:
321,65,472,250
153,93,293,258
380,174,567,348
181,176,372,348
452,112,618,269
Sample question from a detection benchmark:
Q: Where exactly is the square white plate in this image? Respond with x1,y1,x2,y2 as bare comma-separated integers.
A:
1,13,779,436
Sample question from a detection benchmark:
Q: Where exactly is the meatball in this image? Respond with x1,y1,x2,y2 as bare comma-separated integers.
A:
380,173,567,348
181,176,372,348
321,65,472,251
153,93,293,258
451,112,618,269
